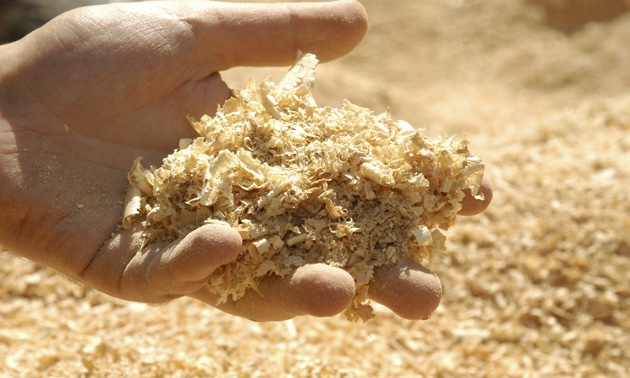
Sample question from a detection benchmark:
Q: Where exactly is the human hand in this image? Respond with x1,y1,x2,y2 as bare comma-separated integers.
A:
0,0,491,321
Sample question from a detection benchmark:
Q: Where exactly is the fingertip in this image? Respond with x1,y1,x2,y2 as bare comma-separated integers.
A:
183,224,243,266
145,224,242,297
459,175,493,216
369,261,442,320
289,264,356,317
313,0,368,62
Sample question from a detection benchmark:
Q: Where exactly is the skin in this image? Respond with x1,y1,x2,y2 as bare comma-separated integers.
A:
0,0,492,321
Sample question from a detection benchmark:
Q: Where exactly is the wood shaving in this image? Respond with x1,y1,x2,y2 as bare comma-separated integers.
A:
123,53,484,321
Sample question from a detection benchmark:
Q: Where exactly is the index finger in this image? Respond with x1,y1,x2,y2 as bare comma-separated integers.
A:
180,0,368,69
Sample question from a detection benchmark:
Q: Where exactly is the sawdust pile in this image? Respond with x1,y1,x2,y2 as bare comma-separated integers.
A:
123,53,483,321
1,0,630,376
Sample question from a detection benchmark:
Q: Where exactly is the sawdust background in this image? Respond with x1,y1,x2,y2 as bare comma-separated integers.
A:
2,1,630,376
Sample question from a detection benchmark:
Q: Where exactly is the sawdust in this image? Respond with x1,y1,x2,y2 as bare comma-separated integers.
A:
123,53,484,321
2,0,630,376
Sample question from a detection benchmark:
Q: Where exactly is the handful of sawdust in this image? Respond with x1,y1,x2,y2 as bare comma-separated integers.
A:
122,53,484,321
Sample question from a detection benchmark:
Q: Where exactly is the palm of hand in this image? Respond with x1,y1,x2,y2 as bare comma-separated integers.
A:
7,3,231,291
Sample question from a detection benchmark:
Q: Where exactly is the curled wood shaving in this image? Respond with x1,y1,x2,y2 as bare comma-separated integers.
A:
123,53,484,321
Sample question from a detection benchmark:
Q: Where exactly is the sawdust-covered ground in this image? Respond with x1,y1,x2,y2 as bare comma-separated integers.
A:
2,1,630,376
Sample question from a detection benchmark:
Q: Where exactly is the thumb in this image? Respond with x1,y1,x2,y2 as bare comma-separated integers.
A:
180,0,368,69
85,224,242,303
135,224,243,299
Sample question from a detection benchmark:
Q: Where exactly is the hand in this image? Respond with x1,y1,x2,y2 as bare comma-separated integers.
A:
0,0,490,321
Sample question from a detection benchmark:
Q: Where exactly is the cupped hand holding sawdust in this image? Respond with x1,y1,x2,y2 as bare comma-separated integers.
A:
0,1,490,322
